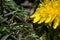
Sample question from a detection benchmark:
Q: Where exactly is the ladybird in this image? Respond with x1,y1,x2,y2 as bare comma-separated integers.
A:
26,16,29,22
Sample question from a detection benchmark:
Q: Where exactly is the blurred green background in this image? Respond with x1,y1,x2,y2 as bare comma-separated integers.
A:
0,0,60,40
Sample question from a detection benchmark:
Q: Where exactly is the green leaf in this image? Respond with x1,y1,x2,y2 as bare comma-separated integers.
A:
1,34,10,40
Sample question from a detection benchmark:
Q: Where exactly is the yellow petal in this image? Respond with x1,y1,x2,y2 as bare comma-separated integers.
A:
30,14,36,18
50,15,56,23
53,17,59,29
30,12,39,18
38,18,46,24
44,0,50,3
45,16,52,23
33,16,40,23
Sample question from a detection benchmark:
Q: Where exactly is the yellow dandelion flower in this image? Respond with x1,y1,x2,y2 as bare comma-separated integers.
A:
30,0,60,29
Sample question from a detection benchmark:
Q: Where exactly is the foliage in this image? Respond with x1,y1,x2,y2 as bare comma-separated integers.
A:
0,0,60,40
0,0,40,40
